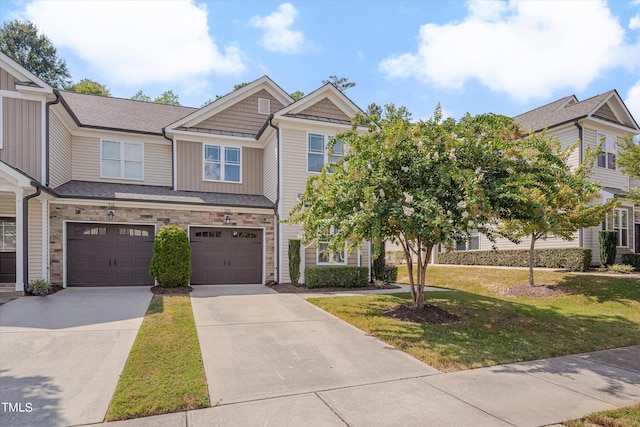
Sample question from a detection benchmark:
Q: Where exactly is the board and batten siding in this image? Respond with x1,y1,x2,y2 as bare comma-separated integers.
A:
189,89,285,136
71,134,172,186
0,68,17,91
49,111,72,188
176,139,263,194
0,97,42,182
263,133,278,202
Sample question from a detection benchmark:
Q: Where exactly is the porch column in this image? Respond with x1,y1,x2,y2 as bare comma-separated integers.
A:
13,188,24,291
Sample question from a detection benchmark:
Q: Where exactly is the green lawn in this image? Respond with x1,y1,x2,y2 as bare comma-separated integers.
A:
309,266,640,371
106,295,210,421
564,403,640,427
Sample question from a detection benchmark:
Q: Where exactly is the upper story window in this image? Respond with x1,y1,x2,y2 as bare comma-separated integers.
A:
204,145,241,183
101,140,143,180
307,133,344,173
596,132,616,170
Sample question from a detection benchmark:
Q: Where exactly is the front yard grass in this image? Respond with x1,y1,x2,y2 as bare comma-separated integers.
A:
309,266,640,371
105,295,210,421
564,403,640,426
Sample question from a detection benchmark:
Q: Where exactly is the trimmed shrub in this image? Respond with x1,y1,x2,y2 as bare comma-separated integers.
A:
437,247,591,272
288,239,301,285
598,231,617,267
305,267,369,288
29,279,52,296
383,266,398,283
621,254,640,271
372,241,386,281
149,224,192,287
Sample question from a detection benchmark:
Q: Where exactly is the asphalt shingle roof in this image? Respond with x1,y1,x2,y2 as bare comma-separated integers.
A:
53,181,275,209
59,91,197,135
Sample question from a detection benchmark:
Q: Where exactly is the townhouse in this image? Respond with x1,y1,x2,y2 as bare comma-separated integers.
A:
0,52,370,291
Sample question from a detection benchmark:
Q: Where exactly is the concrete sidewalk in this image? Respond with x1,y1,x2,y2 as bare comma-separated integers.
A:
103,285,640,427
0,287,152,427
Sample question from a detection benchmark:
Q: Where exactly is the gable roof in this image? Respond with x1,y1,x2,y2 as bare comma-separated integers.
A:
515,90,639,133
58,90,197,135
276,83,364,125
0,51,53,95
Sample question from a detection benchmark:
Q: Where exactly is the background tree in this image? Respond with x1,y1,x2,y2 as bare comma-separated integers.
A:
617,135,640,203
322,75,355,92
131,89,180,105
288,104,521,309
0,19,71,88
66,78,110,96
131,90,151,102
498,132,617,286
290,90,304,101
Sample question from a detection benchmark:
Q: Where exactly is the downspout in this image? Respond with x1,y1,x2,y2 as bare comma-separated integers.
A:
23,182,42,294
268,115,280,284
575,120,584,248
45,90,61,187
162,128,175,190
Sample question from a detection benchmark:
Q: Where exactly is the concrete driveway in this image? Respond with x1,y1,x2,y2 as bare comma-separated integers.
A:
0,287,151,427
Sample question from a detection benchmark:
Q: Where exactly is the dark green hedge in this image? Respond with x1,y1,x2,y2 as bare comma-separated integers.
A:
149,224,192,287
598,231,618,267
305,267,369,288
383,266,398,283
621,254,640,271
437,247,591,272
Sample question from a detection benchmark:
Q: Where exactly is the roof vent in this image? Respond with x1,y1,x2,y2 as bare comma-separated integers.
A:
258,98,270,115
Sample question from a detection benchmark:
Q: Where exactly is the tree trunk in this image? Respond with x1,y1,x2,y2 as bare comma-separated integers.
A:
399,236,416,304
529,233,537,287
415,244,432,310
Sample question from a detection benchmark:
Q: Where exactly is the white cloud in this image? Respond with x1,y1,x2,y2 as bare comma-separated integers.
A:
380,0,628,101
22,0,246,84
630,14,640,30
626,81,640,125
250,3,304,54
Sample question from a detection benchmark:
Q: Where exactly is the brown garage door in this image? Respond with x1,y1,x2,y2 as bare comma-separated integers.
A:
67,223,155,286
190,227,262,284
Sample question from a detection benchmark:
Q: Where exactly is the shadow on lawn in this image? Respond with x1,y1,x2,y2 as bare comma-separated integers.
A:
351,289,640,370
554,274,640,304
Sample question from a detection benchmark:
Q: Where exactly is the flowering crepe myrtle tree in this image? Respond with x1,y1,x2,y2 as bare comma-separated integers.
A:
497,131,618,286
287,104,523,309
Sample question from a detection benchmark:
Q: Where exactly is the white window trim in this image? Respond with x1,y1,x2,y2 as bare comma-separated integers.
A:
596,131,616,170
306,133,344,174
100,139,144,180
0,217,17,252
258,98,270,115
454,231,480,251
202,144,243,184
316,242,348,265
612,208,629,248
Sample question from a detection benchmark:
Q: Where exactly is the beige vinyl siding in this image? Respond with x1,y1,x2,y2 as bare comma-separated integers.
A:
71,134,171,186
0,68,17,91
299,98,350,122
263,133,278,202
582,125,629,191
28,199,42,281
549,125,580,167
477,233,579,251
0,97,42,181
189,89,285,136
0,192,16,215
49,111,72,188
304,245,360,269
176,140,263,194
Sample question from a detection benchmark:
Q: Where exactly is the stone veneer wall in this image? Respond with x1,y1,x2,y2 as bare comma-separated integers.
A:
49,203,275,286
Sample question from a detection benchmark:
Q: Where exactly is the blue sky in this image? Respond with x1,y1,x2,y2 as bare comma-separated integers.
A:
2,0,640,122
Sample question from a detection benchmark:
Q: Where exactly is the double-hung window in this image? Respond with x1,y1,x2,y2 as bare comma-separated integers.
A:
204,145,241,183
317,242,346,265
596,132,616,170
612,208,628,247
307,133,344,173
454,231,479,251
101,140,143,179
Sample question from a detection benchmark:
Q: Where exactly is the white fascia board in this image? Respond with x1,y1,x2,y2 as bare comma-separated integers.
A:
170,129,262,148
586,117,640,134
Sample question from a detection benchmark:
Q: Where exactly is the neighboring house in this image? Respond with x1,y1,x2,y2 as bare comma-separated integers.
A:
0,52,369,291
449,90,640,265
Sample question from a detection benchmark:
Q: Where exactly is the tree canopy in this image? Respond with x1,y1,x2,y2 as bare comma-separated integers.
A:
322,75,355,92
0,19,71,88
66,78,110,96
617,135,640,203
131,89,181,105
288,104,523,308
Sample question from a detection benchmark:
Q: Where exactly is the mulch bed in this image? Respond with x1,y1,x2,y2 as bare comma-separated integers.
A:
150,286,193,295
26,285,64,296
270,282,400,294
384,304,461,324
500,284,565,298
